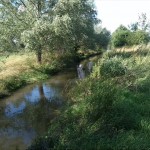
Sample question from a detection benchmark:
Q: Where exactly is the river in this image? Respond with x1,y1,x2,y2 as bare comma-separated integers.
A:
0,56,100,150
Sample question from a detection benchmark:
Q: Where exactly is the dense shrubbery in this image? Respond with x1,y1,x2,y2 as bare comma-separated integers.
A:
111,25,150,48
100,57,126,77
94,27,111,50
128,30,150,46
28,47,150,149
111,25,130,47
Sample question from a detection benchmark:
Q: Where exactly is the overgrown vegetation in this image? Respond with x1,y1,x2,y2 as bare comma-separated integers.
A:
111,13,150,48
28,46,150,150
1,0,150,149
111,25,150,48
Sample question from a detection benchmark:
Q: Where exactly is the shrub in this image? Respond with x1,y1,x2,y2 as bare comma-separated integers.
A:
4,76,26,92
135,75,150,93
111,25,150,48
100,57,126,77
111,25,131,47
28,136,55,150
128,30,150,45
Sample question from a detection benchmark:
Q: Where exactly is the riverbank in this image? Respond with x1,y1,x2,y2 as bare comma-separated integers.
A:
0,50,101,98
0,51,70,98
28,46,150,149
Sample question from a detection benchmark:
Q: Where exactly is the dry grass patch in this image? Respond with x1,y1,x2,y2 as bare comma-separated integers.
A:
115,45,141,52
0,53,37,80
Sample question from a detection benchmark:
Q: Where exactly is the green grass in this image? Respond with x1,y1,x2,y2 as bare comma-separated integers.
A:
28,46,150,150
0,51,78,98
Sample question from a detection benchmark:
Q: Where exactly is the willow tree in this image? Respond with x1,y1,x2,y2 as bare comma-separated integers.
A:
0,0,58,62
0,0,99,63
22,0,99,63
52,0,99,51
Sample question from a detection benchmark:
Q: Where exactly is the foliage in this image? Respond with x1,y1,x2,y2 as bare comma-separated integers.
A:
111,25,131,47
127,30,150,45
100,57,126,77
111,24,150,48
94,27,111,49
28,47,150,150
0,75,26,95
112,13,150,48
0,0,99,63
21,20,54,63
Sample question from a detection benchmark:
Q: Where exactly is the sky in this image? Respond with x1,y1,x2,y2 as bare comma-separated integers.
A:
95,0,150,32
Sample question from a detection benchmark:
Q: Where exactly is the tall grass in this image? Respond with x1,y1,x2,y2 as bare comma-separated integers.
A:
0,53,34,79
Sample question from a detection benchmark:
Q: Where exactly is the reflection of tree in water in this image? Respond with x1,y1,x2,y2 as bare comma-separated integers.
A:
23,84,63,135
0,82,67,143
39,84,45,100
0,101,26,129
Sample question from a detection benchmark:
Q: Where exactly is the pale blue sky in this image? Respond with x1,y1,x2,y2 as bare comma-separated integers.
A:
95,0,150,32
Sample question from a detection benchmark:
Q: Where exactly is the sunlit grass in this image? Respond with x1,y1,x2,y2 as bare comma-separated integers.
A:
0,53,36,80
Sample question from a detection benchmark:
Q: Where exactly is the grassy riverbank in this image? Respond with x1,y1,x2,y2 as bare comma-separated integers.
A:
29,45,150,149
0,51,76,98
0,50,101,98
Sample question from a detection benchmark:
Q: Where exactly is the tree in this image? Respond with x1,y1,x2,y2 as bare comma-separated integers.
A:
128,13,150,32
0,0,58,62
23,0,99,63
0,0,99,63
127,30,149,45
51,0,99,51
94,26,111,49
138,13,150,32
111,25,131,48
128,22,139,32
127,13,150,46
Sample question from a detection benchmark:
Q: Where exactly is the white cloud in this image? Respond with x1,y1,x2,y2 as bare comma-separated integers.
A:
95,0,150,32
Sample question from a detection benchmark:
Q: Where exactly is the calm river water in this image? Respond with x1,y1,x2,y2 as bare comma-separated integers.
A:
0,56,100,150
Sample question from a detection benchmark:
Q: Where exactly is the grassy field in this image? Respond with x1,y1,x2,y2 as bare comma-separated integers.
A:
0,53,35,79
28,45,150,150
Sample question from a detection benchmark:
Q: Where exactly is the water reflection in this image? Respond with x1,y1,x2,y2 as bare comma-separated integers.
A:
0,72,75,150
5,101,26,117
25,86,40,104
0,56,100,150
24,84,60,104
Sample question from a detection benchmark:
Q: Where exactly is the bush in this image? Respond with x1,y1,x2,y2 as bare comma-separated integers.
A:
28,136,55,150
3,76,26,92
111,25,150,48
128,30,150,45
111,25,131,47
28,47,150,149
100,57,126,77
33,61,61,75
136,75,150,93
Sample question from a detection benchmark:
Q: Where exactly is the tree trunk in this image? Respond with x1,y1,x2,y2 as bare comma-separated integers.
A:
37,50,42,64
39,84,45,98
39,84,47,102
74,43,80,52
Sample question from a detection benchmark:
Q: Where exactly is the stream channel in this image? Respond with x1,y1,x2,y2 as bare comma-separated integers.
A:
0,56,100,150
